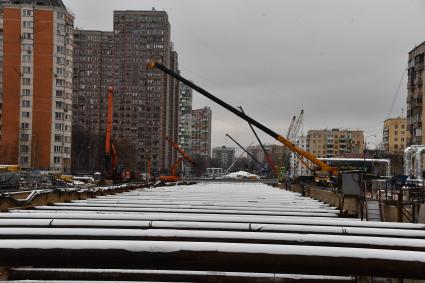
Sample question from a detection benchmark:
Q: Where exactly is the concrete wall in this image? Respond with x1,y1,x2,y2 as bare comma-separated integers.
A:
282,183,359,217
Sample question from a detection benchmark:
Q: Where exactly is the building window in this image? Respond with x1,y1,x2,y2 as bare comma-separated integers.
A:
22,44,32,51
22,89,31,96
56,46,65,54
22,78,31,85
22,33,33,39
20,134,29,141
56,68,64,75
55,112,64,120
56,90,64,97
56,79,65,87
55,123,63,130
54,156,61,164
22,10,33,17
54,135,63,142
23,21,33,28
21,100,30,107
23,55,31,62
56,57,65,65
23,66,31,74
21,123,29,129
54,145,62,153
20,156,29,164
21,111,30,118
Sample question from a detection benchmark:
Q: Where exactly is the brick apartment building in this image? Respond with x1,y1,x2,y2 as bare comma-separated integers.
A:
0,0,74,172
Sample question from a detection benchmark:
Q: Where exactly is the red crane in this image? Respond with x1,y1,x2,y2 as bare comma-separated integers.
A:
105,86,118,180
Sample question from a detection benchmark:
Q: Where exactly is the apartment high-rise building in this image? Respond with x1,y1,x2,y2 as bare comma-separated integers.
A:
178,82,192,154
165,49,180,168
212,146,235,170
113,10,179,172
0,0,74,172
407,41,425,145
307,129,364,158
72,30,114,172
0,15,3,143
72,10,180,173
383,117,409,154
191,107,212,157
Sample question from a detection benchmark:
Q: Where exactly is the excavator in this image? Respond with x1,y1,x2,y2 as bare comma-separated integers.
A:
159,136,195,182
104,86,120,182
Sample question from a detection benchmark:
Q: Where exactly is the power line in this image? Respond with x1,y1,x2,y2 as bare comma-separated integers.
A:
387,65,407,118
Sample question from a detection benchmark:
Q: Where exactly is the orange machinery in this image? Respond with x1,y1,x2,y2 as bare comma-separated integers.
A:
104,86,119,180
159,136,195,182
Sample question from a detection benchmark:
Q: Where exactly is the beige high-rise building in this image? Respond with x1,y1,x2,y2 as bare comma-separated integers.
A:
307,129,364,158
407,41,425,145
383,117,409,154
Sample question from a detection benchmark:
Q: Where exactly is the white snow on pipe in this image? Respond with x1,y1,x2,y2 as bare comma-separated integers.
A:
2,239,425,262
35,205,339,216
10,268,353,280
60,202,336,212
8,212,425,229
1,219,425,237
67,201,336,211
7,210,339,219
2,228,425,249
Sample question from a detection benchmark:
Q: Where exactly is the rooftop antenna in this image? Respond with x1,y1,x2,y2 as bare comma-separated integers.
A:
152,7,156,11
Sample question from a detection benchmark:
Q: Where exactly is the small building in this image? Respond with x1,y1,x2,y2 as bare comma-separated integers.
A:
212,146,235,170
307,129,364,158
206,168,223,178
383,117,409,154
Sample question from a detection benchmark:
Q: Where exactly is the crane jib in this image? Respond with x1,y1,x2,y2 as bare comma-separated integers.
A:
148,61,337,176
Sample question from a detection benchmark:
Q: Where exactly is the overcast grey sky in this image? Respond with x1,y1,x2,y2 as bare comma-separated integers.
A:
64,0,425,150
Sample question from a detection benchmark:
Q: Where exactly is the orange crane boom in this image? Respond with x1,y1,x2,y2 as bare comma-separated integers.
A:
105,86,118,179
160,137,195,182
